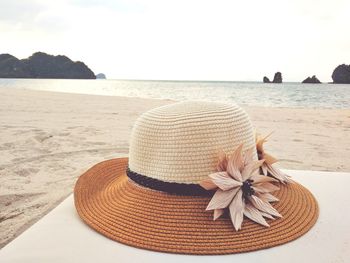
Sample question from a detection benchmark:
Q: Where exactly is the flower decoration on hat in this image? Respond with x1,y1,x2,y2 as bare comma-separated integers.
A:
200,144,282,231
256,133,292,184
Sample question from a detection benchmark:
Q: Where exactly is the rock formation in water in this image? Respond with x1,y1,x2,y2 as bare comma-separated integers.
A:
332,64,350,84
96,73,106,79
263,76,270,83
0,52,96,79
272,72,282,83
302,75,321,84
263,72,282,83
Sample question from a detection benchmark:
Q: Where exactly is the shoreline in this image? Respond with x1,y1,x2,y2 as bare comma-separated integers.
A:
2,77,350,84
0,88,349,248
1,79,350,110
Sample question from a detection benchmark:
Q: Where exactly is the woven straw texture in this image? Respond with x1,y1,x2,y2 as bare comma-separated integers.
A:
74,158,319,255
129,101,256,184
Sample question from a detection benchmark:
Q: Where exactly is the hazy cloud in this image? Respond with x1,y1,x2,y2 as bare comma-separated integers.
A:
69,0,146,12
0,0,46,23
0,0,349,81
0,1,69,32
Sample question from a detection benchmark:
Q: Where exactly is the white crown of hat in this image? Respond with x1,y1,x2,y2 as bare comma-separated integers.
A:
129,101,257,184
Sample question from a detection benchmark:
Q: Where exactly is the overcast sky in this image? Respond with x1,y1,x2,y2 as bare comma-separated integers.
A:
1,0,349,81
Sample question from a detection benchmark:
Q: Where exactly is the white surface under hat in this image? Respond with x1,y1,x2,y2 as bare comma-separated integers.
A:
1,169,349,263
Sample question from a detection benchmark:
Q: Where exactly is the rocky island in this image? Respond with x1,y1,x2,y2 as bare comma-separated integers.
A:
0,52,96,79
263,72,282,83
332,64,350,84
96,73,106,79
263,76,270,83
302,75,321,83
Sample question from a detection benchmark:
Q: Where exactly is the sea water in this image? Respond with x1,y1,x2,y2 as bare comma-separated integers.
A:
0,79,349,109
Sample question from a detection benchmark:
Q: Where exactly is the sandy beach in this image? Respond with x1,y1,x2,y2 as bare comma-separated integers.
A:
0,88,349,248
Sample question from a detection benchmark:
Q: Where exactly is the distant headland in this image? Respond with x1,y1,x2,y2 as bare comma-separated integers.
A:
1,51,349,83
0,52,96,79
332,64,350,84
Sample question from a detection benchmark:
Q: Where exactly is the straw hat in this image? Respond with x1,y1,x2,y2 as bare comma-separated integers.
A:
74,101,318,255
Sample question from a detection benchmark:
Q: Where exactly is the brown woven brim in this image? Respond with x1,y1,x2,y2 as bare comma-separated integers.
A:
74,158,319,255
